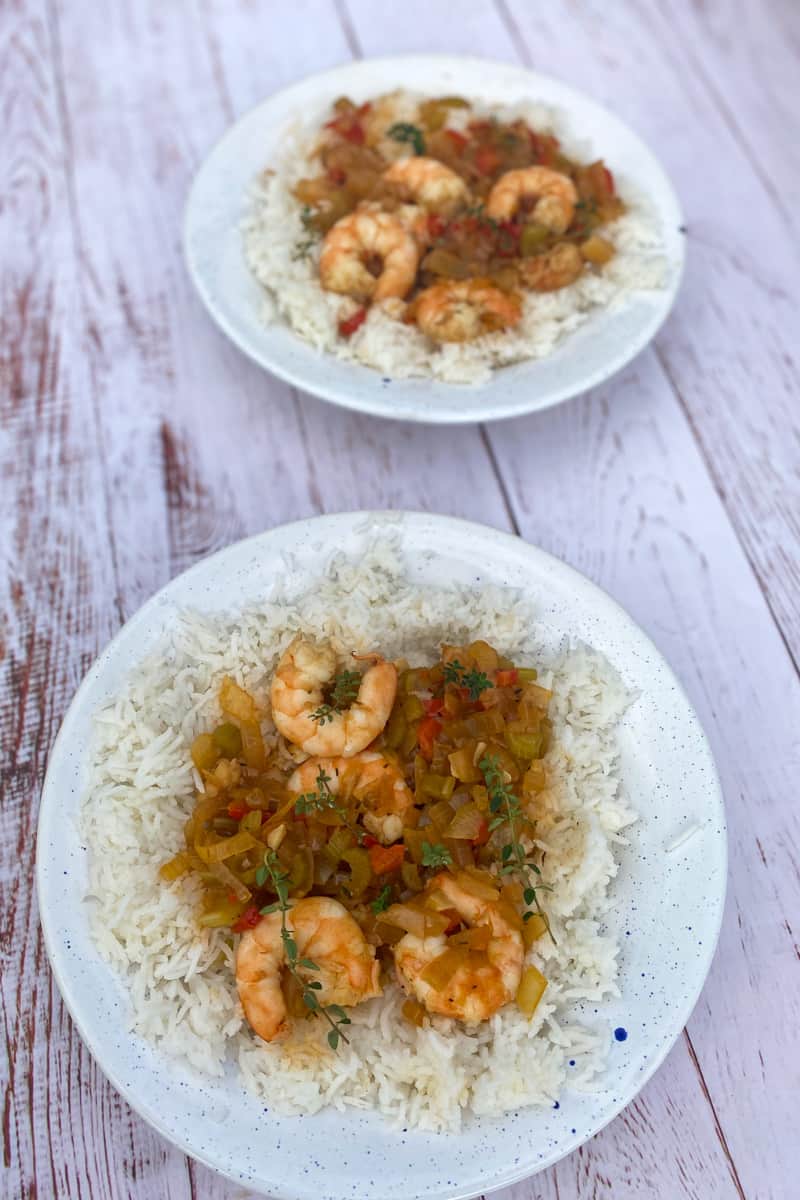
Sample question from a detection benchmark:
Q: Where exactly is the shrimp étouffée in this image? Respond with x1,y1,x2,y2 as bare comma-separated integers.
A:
487,166,578,235
288,751,415,844
319,209,419,302
393,871,524,1021
236,897,381,1041
415,279,522,344
270,635,397,757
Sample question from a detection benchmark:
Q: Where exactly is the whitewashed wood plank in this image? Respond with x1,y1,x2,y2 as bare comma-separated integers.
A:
499,0,800,667
0,3,193,1198
344,0,515,56
652,0,800,235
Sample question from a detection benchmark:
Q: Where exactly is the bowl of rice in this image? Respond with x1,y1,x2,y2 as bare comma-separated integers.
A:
37,512,724,1199
184,56,684,423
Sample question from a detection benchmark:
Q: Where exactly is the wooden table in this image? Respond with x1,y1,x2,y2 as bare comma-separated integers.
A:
3,1,798,1197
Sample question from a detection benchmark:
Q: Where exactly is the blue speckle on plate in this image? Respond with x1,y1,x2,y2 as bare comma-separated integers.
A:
614,1027,629,1042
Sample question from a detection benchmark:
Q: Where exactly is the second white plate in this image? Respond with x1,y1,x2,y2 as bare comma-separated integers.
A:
183,55,685,424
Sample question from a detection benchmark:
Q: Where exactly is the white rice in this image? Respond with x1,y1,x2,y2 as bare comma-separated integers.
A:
243,90,668,384
82,542,636,1131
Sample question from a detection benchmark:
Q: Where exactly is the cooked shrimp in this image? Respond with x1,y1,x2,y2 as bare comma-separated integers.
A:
520,242,584,292
236,897,381,1042
270,635,397,756
487,167,577,235
288,751,415,844
415,279,522,343
382,156,469,215
319,210,419,302
393,871,524,1021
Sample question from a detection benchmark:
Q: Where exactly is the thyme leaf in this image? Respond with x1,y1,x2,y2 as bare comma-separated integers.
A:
310,669,362,723
479,754,555,944
420,842,453,869
370,884,393,914
259,849,351,1048
442,659,492,700
387,122,426,155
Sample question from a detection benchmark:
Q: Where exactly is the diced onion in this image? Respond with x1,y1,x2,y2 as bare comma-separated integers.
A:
219,676,258,723
194,830,258,863
207,860,251,903
517,965,547,1017
420,947,468,990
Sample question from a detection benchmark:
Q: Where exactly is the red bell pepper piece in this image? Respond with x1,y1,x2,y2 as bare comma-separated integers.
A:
472,818,490,847
427,213,448,238
417,715,441,760
338,307,367,338
475,145,501,176
443,910,461,934
495,669,519,687
232,905,261,933
368,843,406,875
445,129,468,152
424,696,445,716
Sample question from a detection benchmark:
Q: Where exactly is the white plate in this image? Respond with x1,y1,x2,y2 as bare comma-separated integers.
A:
183,55,685,424
38,513,724,1200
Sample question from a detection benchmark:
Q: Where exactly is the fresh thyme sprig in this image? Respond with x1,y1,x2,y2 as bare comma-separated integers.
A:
310,669,362,724
370,884,392,914
293,767,340,816
443,659,492,701
479,754,555,944
420,842,453,869
294,767,363,844
256,849,351,1050
387,122,426,155
443,659,464,685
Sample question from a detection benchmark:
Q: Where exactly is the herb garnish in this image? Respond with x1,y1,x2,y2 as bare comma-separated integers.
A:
291,205,317,260
294,767,341,817
443,659,492,701
310,669,362,724
443,659,465,685
420,842,453,869
479,754,555,944
294,766,363,844
256,849,352,1050
370,884,393,914
387,122,426,156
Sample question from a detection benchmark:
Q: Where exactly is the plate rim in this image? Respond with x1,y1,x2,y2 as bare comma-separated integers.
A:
37,511,726,1199
182,53,686,425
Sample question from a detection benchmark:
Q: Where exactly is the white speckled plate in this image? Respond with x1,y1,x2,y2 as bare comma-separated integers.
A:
37,513,724,1199
183,55,685,424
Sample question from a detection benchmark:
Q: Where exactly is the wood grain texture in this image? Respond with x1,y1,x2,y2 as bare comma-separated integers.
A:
2,1,798,1198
